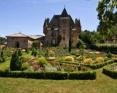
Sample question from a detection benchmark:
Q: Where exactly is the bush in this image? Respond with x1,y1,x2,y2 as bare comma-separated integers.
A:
24,66,34,72
48,50,55,57
18,49,22,56
10,51,22,71
0,71,96,80
0,50,5,63
44,65,57,72
103,68,117,79
95,57,104,63
21,56,32,63
47,57,56,61
38,57,48,66
106,52,112,58
22,62,30,70
64,56,74,62
84,58,93,64
69,71,96,80
31,48,37,57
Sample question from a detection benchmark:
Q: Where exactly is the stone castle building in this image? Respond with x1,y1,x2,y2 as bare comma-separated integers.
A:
43,8,81,48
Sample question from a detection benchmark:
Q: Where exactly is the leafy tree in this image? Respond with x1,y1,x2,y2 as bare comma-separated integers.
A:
10,50,22,71
97,0,117,33
32,41,39,49
0,37,6,44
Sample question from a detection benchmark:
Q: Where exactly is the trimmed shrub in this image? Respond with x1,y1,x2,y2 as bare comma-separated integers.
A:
0,71,96,80
64,56,74,62
10,51,22,71
84,58,93,64
44,72,68,80
103,68,117,79
48,50,55,57
95,57,104,63
38,57,48,66
69,71,96,80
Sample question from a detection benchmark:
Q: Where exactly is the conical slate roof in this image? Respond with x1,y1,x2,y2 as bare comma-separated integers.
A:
61,8,69,17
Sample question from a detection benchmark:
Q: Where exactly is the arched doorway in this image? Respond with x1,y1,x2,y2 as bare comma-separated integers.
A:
15,41,20,48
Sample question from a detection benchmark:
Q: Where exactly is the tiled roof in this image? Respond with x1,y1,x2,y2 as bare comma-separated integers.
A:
6,32,28,37
6,32,43,39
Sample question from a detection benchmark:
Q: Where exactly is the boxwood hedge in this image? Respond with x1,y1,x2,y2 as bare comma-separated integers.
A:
103,68,117,79
0,71,96,80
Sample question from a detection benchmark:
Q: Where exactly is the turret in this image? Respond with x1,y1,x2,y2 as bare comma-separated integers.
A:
75,18,81,33
61,8,69,17
43,18,50,34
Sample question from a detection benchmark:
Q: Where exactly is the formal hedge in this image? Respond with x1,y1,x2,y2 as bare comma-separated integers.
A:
69,71,96,80
84,60,115,69
0,71,96,80
103,68,117,79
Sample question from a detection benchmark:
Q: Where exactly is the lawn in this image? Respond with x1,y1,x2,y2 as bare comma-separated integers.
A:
0,69,117,93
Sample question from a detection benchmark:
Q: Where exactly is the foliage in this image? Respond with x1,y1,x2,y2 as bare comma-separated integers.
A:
31,48,37,57
97,0,117,32
0,71,96,80
44,65,57,72
103,63,117,79
48,50,55,57
84,58,93,64
64,56,74,62
22,62,30,70
38,57,48,66
106,51,112,58
0,50,5,63
95,57,104,63
0,37,6,44
18,49,22,56
10,50,22,71
69,71,96,80
32,41,39,49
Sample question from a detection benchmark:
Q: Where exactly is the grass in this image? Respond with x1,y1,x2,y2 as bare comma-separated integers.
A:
0,69,117,93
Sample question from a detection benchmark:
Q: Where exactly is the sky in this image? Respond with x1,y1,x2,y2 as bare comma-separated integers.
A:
0,0,99,37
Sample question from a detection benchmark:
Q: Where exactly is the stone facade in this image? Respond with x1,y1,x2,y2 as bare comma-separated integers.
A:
7,33,43,49
43,8,81,48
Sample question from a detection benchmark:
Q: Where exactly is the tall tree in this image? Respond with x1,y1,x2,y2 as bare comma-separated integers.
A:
97,0,117,32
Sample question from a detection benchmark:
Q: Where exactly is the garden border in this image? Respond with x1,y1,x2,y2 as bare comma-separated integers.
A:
0,71,96,80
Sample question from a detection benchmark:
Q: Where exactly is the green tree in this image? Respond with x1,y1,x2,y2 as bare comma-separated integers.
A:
97,0,117,32
0,50,5,63
0,37,6,44
10,50,22,71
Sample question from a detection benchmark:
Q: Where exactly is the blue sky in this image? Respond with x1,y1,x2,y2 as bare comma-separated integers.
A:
0,0,99,37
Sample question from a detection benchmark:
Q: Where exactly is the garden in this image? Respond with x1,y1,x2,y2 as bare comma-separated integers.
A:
0,46,117,80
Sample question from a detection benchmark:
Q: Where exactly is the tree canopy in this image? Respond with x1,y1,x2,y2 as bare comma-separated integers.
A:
97,0,117,32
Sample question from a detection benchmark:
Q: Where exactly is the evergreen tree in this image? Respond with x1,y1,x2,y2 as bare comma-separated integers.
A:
0,50,5,63
10,51,22,71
